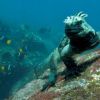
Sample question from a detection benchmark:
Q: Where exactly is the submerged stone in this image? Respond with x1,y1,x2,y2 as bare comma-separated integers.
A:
10,50,100,100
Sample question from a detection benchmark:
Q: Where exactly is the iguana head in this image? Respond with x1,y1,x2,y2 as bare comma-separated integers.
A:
64,12,95,39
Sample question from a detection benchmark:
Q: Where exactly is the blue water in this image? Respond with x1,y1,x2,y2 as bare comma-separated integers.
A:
0,0,100,100
0,0,100,31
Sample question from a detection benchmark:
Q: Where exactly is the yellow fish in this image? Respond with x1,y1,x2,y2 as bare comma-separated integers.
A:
6,39,12,45
0,66,5,72
19,48,23,53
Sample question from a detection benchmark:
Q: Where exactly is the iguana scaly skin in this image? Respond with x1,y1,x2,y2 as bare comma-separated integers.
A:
41,12,100,91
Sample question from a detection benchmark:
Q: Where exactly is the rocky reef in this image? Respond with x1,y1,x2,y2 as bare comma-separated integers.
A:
0,20,50,99
10,49,100,100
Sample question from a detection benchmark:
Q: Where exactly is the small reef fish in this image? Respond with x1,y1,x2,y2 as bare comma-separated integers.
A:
0,66,5,73
19,48,23,53
6,39,12,45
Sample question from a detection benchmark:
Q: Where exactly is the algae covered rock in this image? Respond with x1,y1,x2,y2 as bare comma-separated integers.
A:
10,49,100,100
10,79,46,100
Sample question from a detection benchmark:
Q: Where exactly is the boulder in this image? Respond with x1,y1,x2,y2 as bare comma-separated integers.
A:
10,49,100,100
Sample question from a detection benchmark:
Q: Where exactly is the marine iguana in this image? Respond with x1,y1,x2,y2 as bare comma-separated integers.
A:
41,12,100,91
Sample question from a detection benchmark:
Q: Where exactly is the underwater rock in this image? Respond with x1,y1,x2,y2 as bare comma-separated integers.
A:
10,49,100,100
9,79,46,100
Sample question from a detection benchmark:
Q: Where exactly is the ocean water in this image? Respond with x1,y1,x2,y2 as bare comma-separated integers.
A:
0,0,100,100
